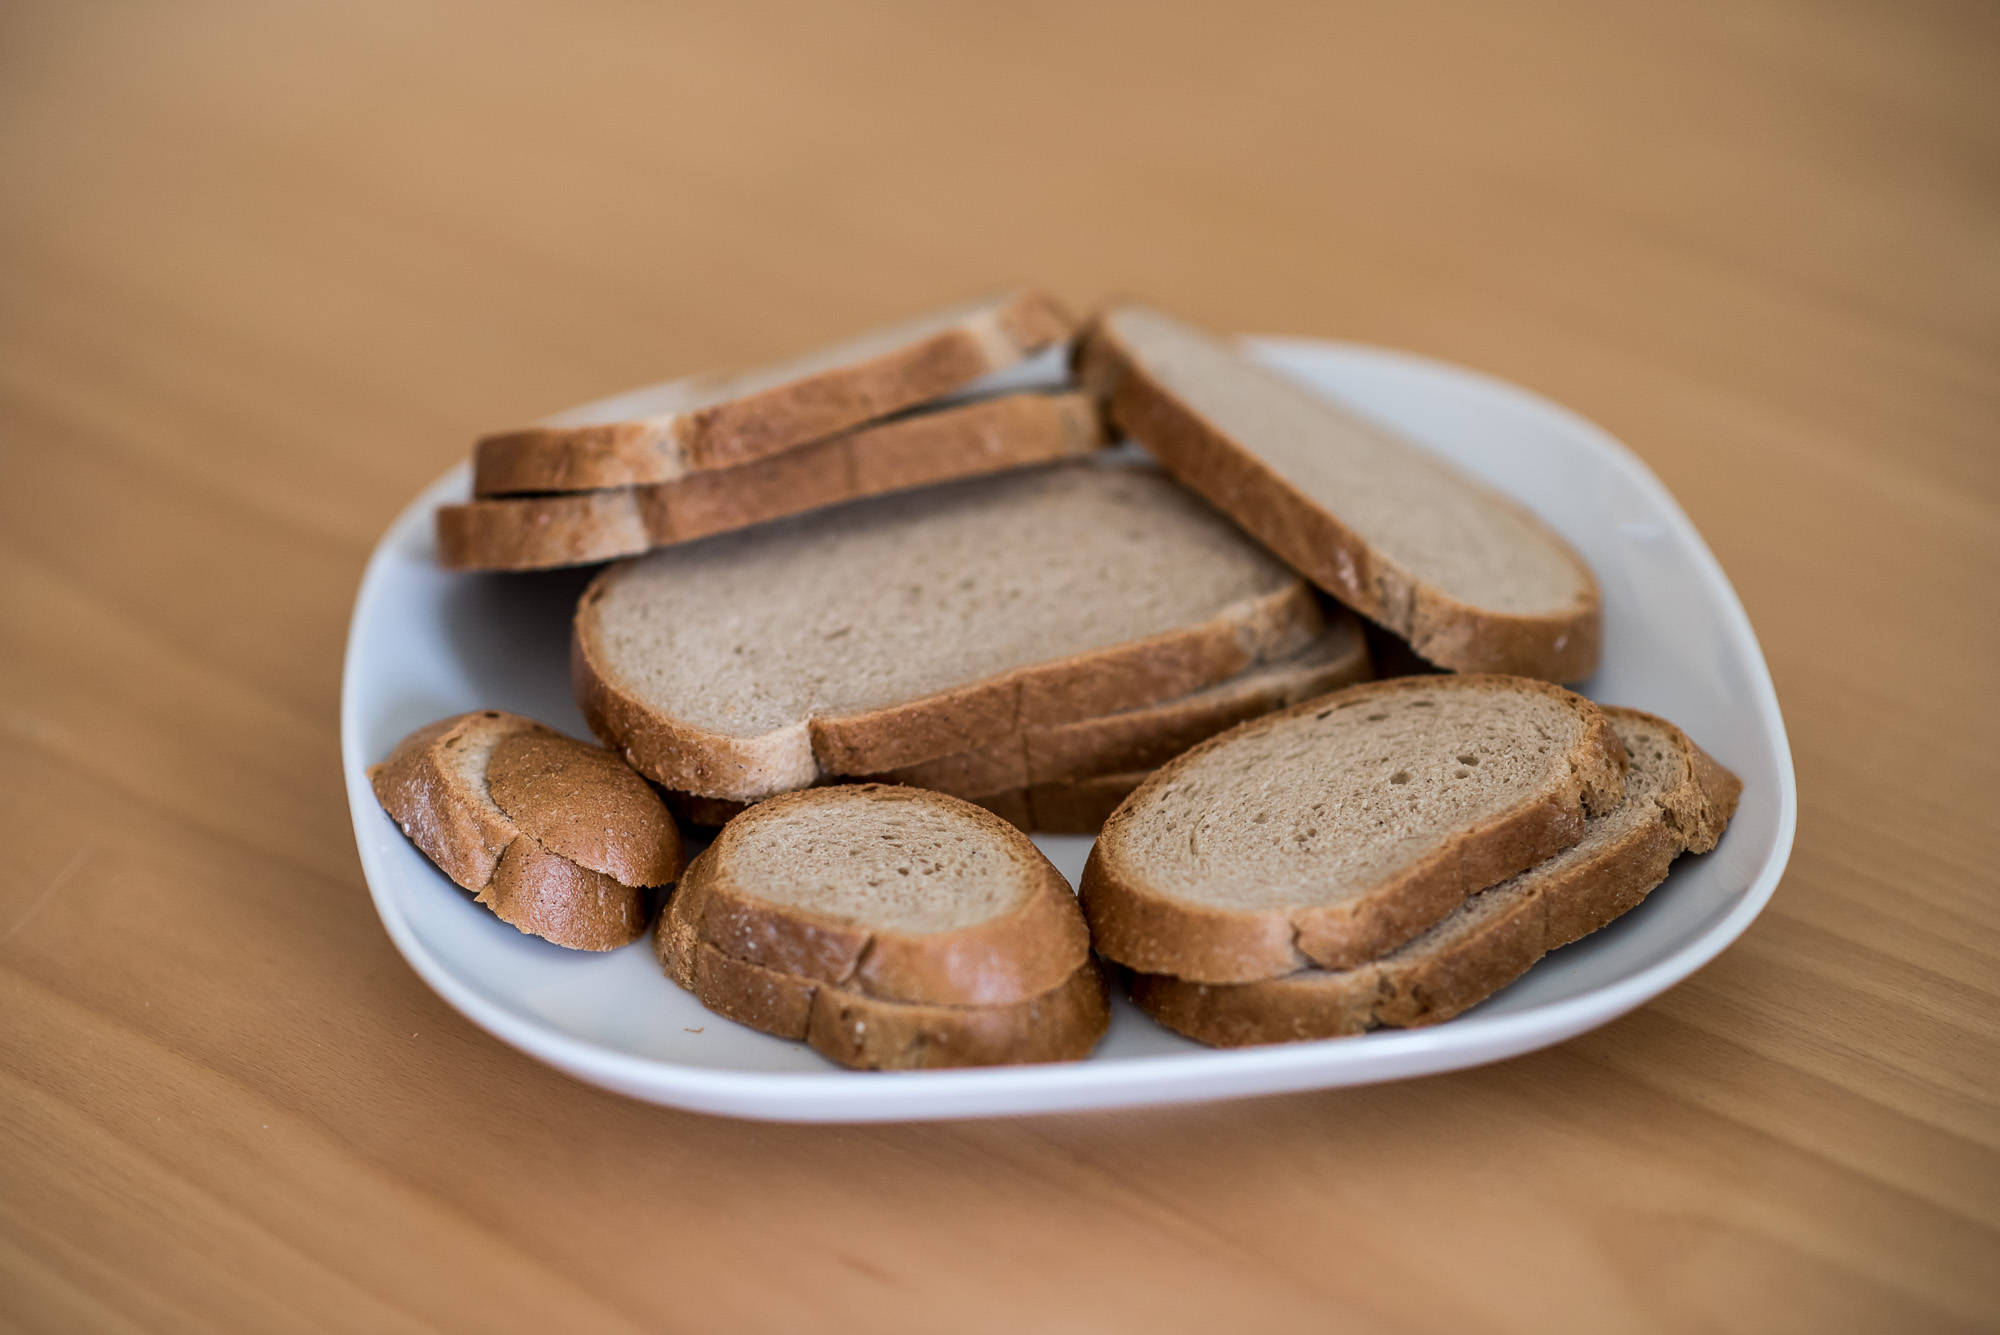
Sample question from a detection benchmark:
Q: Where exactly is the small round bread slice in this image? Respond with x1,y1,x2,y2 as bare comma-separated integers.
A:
369,710,684,950
1128,706,1743,1044
1080,675,1627,983
663,784,1089,1005
657,785,1108,1069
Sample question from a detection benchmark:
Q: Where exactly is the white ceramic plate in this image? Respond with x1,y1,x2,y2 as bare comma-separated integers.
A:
340,339,1795,1122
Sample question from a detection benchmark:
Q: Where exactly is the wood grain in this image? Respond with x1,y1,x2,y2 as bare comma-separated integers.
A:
2,1,1995,1330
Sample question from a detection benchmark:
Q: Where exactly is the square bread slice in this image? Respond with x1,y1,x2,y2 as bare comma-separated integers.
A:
1077,304,1601,682
656,785,1109,1069
1079,675,1628,982
474,290,1075,494
573,460,1326,802
437,390,1105,571
1127,707,1742,1044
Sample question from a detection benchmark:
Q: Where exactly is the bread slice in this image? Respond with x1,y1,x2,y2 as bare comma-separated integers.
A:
1128,707,1742,1044
437,391,1106,571
965,770,1153,836
574,460,1325,802
875,608,1372,799
474,290,1075,494
1080,675,1627,982
1077,304,1601,682
656,785,1108,1069
369,711,684,950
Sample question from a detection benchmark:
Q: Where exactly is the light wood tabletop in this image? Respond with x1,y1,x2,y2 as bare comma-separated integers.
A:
4,2,1995,1330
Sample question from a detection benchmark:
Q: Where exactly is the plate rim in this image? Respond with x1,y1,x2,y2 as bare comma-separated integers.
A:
339,336,1798,1123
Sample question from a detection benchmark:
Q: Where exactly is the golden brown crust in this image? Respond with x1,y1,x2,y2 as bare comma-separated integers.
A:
668,786,1090,1006
1128,706,1742,1045
486,731,682,886
438,391,1108,572
472,291,1077,495
367,710,683,951
573,564,1326,802
1079,676,1627,983
1076,309,1601,682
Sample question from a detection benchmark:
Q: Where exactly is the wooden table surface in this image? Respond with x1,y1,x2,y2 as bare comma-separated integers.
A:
4,2,1996,1330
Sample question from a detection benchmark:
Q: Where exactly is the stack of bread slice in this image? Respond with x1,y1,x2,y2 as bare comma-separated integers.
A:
438,291,1104,570
574,458,1352,831
658,785,1109,1069
1081,677,1741,1042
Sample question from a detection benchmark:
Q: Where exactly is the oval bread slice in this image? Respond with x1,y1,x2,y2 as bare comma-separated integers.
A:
660,785,1090,1007
368,710,684,950
1128,707,1742,1044
438,390,1106,572
1080,675,1627,982
1077,304,1601,681
574,461,1325,802
474,290,1076,493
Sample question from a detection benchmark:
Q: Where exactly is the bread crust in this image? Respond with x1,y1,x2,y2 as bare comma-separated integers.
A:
874,611,1372,797
573,558,1326,803
1128,707,1742,1044
437,391,1107,572
367,710,684,951
1079,675,1628,983
473,290,1076,495
667,786,1090,1006
660,932,1110,1070
1076,307,1602,682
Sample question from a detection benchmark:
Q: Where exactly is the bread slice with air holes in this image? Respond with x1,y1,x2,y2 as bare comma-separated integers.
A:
1127,706,1741,1044
1079,674,1627,983
369,711,684,950
1076,303,1601,682
574,459,1326,803
657,785,1107,1069
474,290,1076,494
438,390,1106,571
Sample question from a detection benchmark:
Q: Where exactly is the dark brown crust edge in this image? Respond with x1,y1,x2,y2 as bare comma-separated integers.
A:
472,290,1077,495
1126,706,1742,1045
1078,676,1628,983
668,786,1091,1006
1076,308,1602,683
573,560,1326,802
438,391,1106,572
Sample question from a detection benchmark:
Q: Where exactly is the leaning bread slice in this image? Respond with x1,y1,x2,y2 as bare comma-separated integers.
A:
369,711,684,950
875,607,1372,799
439,391,1105,571
575,460,1325,802
657,785,1108,1069
475,290,1075,494
1080,675,1627,982
1077,304,1600,681
1128,707,1742,1044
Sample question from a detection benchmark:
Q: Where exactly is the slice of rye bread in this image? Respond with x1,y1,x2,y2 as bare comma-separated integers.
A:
663,785,1091,1004
369,711,684,950
474,290,1075,494
438,390,1105,571
1076,304,1601,682
574,460,1326,802
1079,675,1628,982
875,608,1372,799
656,785,1108,1069
1128,707,1742,1044
660,614,1369,829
